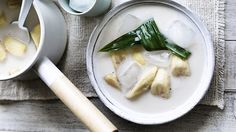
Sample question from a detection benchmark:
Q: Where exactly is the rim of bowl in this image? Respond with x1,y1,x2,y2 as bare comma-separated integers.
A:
86,0,215,124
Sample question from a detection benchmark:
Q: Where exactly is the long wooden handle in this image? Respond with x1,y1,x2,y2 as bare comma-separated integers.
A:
35,57,117,132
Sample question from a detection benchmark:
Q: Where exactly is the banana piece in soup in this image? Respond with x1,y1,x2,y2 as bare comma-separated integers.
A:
0,11,7,27
151,68,170,98
110,50,128,70
126,66,157,99
31,24,41,48
4,36,27,57
104,73,120,89
171,55,190,76
0,44,7,62
131,45,145,65
7,0,21,9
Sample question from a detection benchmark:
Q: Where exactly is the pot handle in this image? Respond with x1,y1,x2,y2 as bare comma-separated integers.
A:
34,57,117,132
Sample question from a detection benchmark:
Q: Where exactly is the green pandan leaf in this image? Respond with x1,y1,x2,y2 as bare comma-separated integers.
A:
99,18,191,60
135,18,166,51
99,32,139,52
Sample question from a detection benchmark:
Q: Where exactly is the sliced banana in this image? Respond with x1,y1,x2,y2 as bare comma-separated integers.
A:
0,44,7,62
104,73,120,89
110,50,128,70
31,24,41,48
4,36,27,57
151,68,170,98
7,0,21,9
0,11,7,27
171,55,190,76
131,45,145,65
126,66,157,99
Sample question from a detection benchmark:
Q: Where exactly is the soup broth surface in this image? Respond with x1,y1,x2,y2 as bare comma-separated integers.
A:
92,4,207,114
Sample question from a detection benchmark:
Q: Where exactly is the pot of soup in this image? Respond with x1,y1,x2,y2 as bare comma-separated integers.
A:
87,0,215,124
0,0,117,131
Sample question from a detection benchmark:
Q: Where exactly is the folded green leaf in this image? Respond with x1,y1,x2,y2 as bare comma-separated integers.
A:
165,43,191,59
135,18,166,51
99,32,140,52
99,18,191,60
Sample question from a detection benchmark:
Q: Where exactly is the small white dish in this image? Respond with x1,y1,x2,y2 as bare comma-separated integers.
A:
69,0,95,13
58,0,111,16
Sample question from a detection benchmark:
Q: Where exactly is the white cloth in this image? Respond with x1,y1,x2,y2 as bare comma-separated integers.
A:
0,0,225,109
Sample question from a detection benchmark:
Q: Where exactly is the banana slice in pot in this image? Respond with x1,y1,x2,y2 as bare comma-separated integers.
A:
4,36,27,57
31,24,41,48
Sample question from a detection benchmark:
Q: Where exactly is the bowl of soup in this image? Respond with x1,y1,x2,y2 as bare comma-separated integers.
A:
87,0,214,124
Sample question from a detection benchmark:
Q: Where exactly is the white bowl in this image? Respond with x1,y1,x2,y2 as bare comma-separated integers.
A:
87,0,214,124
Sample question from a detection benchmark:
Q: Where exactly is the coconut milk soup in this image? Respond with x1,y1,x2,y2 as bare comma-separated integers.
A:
93,5,207,114
0,0,40,78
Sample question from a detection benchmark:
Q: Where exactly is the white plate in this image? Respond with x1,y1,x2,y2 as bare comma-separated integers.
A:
87,0,214,124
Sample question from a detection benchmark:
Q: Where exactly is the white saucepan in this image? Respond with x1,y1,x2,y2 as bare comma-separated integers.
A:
0,0,117,131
